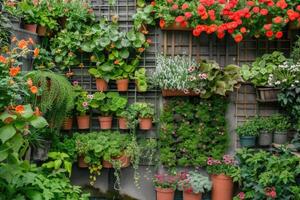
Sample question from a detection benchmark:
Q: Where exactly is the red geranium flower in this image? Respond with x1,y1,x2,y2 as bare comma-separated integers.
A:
151,1,155,6
217,31,225,39
184,12,192,19
234,34,243,43
264,24,272,30
172,4,178,10
180,21,188,28
297,5,300,11
246,1,255,6
266,30,274,38
167,0,173,3
159,19,165,28
240,27,247,33
181,3,189,10
260,8,268,16
273,16,283,24
275,31,283,39
0,55,7,64
276,0,287,9
193,28,202,37
252,6,260,13
175,16,185,23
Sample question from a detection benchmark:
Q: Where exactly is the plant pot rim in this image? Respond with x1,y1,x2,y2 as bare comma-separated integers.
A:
155,187,175,192
99,116,113,119
183,190,200,195
256,86,280,90
211,174,232,180
239,135,256,138
274,131,287,135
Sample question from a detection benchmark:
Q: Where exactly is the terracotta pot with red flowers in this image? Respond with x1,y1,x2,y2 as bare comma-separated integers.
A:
75,91,93,130
206,155,238,200
154,173,177,200
178,171,212,200
130,102,154,130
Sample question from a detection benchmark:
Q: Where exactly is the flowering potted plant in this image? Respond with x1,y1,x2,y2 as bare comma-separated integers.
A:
206,155,239,200
178,171,212,200
74,86,93,130
271,114,291,144
130,102,154,130
154,173,178,200
236,118,259,147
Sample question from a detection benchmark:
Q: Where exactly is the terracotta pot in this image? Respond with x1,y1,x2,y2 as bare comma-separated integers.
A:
118,117,128,130
139,117,152,130
96,79,108,91
211,174,233,200
102,154,130,168
98,116,113,129
116,79,129,92
24,24,37,33
78,155,88,168
156,188,175,200
37,25,47,36
183,191,202,200
77,115,90,129
62,117,73,130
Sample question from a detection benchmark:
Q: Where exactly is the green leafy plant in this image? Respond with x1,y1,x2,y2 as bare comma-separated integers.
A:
178,171,212,194
236,118,260,136
42,152,73,177
270,114,291,133
74,85,93,116
132,5,155,31
130,102,154,118
132,68,148,92
291,36,300,63
33,46,55,70
90,92,127,116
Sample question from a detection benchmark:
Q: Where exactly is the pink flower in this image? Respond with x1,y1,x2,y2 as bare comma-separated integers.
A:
207,160,213,165
188,66,195,72
238,192,245,199
199,73,208,79
73,80,79,86
82,102,89,107
87,94,94,99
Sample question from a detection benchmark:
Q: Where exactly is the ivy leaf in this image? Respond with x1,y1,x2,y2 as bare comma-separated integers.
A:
0,125,16,143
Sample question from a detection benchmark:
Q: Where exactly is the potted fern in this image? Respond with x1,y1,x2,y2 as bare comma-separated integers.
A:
178,171,212,200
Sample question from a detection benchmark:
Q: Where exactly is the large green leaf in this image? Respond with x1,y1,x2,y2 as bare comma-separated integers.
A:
99,37,110,47
0,125,16,143
120,49,130,59
22,105,34,119
0,111,17,122
0,145,9,162
101,64,114,72
30,116,48,129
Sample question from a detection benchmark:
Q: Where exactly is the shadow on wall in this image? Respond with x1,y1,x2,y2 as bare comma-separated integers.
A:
83,185,138,200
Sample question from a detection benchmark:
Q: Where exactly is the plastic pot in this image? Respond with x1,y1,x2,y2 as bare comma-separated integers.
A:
78,155,88,168
259,132,273,146
96,79,108,91
24,24,37,33
156,188,175,200
211,174,233,200
273,131,287,144
116,79,129,92
183,191,202,200
102,154,130,168
139,117,153,130
62,117,73,130
77,115,90,129
239,136,256,147
118,117,128,129
98,116,113,129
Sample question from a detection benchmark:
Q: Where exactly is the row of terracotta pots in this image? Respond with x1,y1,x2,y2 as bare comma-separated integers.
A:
96,78,143,92
63,115,153,130
156,174,232,200
78,154,130,169
23,24,48,36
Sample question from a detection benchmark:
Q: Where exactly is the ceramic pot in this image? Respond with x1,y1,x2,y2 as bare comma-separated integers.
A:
98,116,113,129
239,136,256,147
78,155,88,168
102,154,130,168
156,188,175,200
96,79,108,91
259,132,273,146
116,79,129,92
118,117,128,129
273,131,287,144
139,117,152,130
183,191,202,200
77,115,90,129
24,24,37,33
62,117,73,130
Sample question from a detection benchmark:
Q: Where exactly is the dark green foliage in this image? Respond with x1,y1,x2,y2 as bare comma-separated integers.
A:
159,97,229,168
27,70,75,130
0,6,11,49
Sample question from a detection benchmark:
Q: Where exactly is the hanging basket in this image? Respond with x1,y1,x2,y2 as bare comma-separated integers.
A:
162,89,199,97
256,87,280,102
161,22,193,31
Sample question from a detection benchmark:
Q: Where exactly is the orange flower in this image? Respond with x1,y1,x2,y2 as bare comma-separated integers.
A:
28,38,35,45
18,40,28,49
27,78,33,87
15,105,25,114
34,107,42,116
33,48,39,57
30,86,38,94
0,55,7,64
9,66,21,77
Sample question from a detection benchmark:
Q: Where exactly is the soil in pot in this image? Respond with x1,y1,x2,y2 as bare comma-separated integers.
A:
78,155,88,168
156,188,175,200
183,191,202,200
102,154,130,168
139,117,153,130
116,79,129,92
96,79,108,91
273,132,287,144
62,117,73,130
211,174,233,200
239,136,256,147
77,115,90,129
37,25,47,36
118,117,128,130
24,24,37,33
98,116,113,129
259,132,273,146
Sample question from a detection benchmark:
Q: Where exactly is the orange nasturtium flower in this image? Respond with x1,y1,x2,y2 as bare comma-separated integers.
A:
0,55,7,64
33,48,39,57
15,105,25,114
9,66,21,77
30,86,38,94
28,38,35,45
18,40,28,49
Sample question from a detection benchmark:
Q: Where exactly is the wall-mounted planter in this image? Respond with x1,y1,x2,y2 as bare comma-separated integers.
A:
77,115,90,129
211,174,233,200
156,188,175,200
273,131,288,144
24,24,37,33
62,117,73,130
98,116,113,129
256,87,280,102
118,117,128,130
96,79,108,92
259,131,273,146
239,136,256,147
161,23,193,31
139,117,153,130
116,79,129,92
102,154,130,168
162,89,198,97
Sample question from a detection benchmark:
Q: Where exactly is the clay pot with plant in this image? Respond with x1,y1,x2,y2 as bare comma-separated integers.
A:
272,114,291,144
154,173,177,200
117,111,129,130
178,171,212,200
75,91,93,130
90,92,128,130
130,102,154,130
88,68,109,92
258,117,274,146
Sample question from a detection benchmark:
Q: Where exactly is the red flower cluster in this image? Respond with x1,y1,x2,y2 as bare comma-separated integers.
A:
265,187,277,199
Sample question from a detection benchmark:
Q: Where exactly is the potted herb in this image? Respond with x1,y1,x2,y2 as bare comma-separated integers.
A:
272,114,291,144
258,117,274,146
75,89,93,130
130,102,154,130
206,155,239,200
241,51,286,102
90,92,127,129
154,173,178,200
132,68,148,92
178,171,212,200
236,118,259,148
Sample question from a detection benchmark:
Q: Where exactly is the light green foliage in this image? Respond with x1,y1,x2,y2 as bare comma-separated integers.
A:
42,152,73,177
132,68,148,92
236,117,260,136
270,114,291,132
178,171,212,194
132,5,155,30
129,102,154,118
